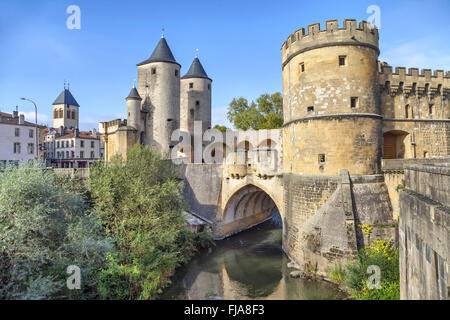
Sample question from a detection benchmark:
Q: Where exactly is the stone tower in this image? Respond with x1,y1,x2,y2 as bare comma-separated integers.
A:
281,19,382,175
52,87,80,129
126,85,142,134
180,56,212,136
137,36,181,156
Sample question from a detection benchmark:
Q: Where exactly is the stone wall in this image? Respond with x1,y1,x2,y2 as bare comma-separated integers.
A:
399,164,449,300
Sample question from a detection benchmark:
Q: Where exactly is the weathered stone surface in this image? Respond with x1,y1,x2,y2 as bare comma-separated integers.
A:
399,164,449,300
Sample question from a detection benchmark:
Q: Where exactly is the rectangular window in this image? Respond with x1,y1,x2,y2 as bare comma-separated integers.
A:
80,151,84,158
29,130,33,138
151,68,156,75
429,104,433,115
90,151,95,158
318,154,326,163
299,62,305,72
307,106,314,114
175,70,179,77
13,143,21,154
208,84,211,90
351,97,359,108
339,56,346,66
91,141,94,148
71,140,74,147
81,140,84,148
27,143,34,154
196,101,200,106
57,141,60,148
189,83,193,89
15,128,20,137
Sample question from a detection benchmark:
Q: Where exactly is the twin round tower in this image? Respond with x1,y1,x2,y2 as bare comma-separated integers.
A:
103,35,212,159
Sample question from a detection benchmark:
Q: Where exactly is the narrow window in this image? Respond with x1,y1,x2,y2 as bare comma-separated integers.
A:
29,130,33,138
405,104,410,118
57,141,60,148
339,56,346,66
81,140,84,148
175,70,179,77
423,151,429,158
27,143,34,154
80,151,84,158
318,154,326,163
189,83,193,89
15,128,20,137
299,62,305,72
208,84,211,90
429,104,433,115
90,151,95,158
189,109,194,118
151,68,156,75
351,97,359,108
91,141,94,148
307,106,314,114
13,143,21,154
196,101,200,106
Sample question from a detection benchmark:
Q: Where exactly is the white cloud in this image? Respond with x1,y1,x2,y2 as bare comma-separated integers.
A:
211,105,232,128
19,111,50,126
380,37,450,71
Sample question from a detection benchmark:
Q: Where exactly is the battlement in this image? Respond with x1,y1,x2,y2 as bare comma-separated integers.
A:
281,19,379,67
378,63,450,98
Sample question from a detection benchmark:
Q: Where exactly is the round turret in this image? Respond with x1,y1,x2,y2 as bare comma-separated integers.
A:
180,56,212,136
137,36,181,156
281,19,382,175
126,85,142,133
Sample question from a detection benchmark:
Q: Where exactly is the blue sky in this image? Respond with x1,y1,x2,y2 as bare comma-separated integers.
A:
0,0,449,130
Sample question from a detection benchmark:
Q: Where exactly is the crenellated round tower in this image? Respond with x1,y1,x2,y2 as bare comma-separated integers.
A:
281,19,382,175
180,56,212,136
137,36,181,156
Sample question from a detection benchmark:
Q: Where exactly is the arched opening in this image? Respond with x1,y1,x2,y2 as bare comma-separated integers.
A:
222,184,280,237
383,130,410,159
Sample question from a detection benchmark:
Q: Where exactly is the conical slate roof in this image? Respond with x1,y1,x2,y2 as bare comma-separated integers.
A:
181,57,211,81
52,89,80,107
137,37,180,66
126,86,142,100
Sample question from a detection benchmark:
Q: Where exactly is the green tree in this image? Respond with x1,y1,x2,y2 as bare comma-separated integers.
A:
213,124,228,132
0,164,113,300
90,144,207,299
227,92,283,130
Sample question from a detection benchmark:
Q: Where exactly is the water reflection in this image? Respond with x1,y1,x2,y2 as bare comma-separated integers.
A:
160,215,346,300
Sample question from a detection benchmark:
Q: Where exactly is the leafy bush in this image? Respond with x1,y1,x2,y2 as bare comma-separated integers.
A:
90,145,206,299
345,239,399,300
0,163,113,299
329,265,346,284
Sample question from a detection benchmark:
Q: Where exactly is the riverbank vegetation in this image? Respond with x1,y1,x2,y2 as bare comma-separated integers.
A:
329,226,400,300
0,145,210,300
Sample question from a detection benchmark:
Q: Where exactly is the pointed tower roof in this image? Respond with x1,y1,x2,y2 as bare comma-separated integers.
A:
126,86,142,100
137,37,180,67
181,57,211,81
52,89,80,107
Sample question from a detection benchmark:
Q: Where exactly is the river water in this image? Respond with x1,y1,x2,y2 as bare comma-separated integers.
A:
160,214,347,300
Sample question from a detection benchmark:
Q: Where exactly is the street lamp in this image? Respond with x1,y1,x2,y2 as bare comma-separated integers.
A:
20,97,39,161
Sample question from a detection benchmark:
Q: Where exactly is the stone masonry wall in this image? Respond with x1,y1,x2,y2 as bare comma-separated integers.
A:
399,164,449,300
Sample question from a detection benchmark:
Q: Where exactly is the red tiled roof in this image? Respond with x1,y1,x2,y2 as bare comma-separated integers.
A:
57,133,98,140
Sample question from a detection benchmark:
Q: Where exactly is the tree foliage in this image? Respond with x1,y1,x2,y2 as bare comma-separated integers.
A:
213,124,228,133
227,92,283,130
0,164,113,300
90,144,205,299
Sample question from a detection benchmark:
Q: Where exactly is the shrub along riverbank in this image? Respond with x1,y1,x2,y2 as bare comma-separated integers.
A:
0,145,211,300
328,226,400,300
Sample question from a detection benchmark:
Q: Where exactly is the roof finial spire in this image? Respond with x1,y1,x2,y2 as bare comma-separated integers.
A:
195,48,199,58
64,79,67,90
67,80,70,90
161,26,165,38
133,78,136,88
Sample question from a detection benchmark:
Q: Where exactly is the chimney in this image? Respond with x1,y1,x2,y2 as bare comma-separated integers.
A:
19,114,25,125
13,106,19,118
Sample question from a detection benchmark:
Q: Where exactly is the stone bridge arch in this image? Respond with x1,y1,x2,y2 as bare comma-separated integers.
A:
216,177,284,238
